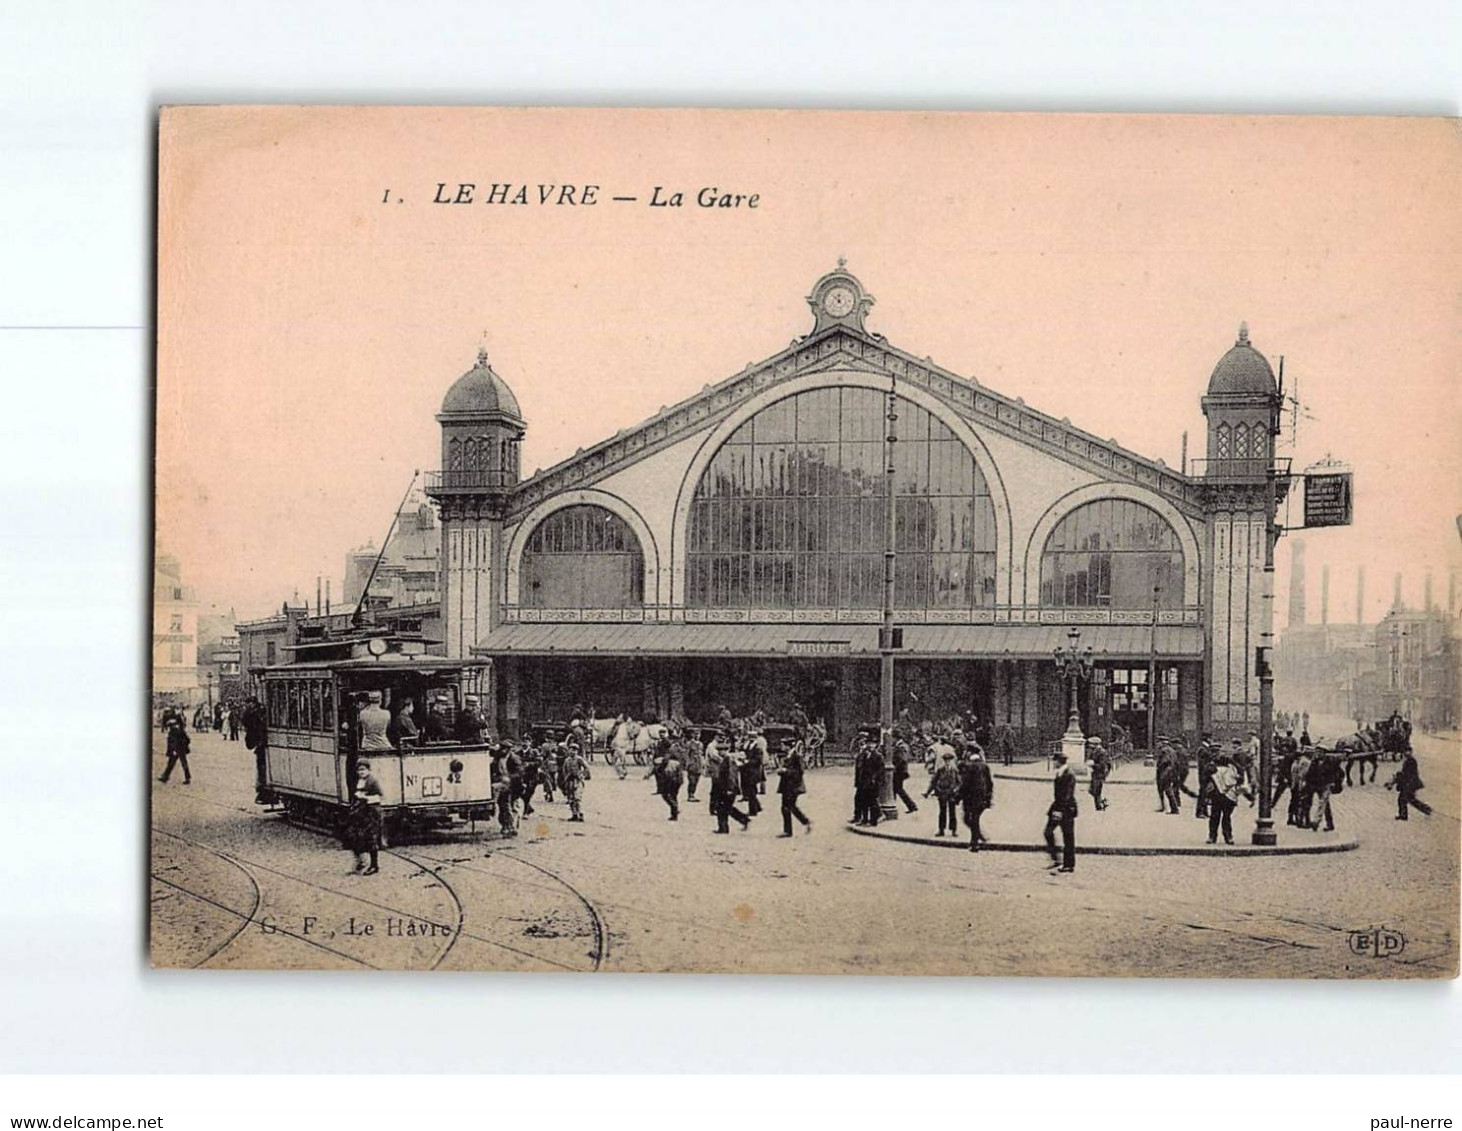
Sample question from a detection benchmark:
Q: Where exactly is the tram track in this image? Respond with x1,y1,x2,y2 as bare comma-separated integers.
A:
153,834,263,969
150,852,378,970
154,817,586,972
382,848,465,971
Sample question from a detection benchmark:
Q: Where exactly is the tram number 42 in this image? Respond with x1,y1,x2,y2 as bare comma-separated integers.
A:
406,774,447,797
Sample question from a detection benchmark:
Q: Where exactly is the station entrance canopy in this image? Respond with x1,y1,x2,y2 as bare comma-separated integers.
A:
474,622,1205,660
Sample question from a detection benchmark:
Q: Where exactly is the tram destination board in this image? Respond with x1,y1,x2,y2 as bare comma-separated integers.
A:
1303,471,1354,528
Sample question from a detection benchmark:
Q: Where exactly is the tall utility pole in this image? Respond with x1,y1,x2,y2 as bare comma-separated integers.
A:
1251,415,1281,846
1146,583,1160,752
878,372,900,820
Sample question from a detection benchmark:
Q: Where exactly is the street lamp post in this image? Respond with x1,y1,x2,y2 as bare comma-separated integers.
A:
878,374,900,820
1052,627,1095,770
1251,432,1282,845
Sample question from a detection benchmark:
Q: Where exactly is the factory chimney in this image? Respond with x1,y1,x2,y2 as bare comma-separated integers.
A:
1320,564,1330,626
1424,570,1434,613
1393,572,1403,612
1288,539,1307,627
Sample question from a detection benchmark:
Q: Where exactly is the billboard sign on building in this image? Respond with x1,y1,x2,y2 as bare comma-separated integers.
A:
1303,472,1353,528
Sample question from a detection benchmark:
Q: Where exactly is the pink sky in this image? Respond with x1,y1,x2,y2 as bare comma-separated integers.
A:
156,108,1462,623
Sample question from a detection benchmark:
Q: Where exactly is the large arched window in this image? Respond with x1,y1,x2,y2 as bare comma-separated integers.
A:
521,505,645,608
1039,499,1184,609
687,387,997,609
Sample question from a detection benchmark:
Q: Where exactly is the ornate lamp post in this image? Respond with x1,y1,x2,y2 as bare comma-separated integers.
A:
1053,627,1095,770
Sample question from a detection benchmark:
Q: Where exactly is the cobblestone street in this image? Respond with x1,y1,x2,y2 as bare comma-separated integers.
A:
150,722,1458,978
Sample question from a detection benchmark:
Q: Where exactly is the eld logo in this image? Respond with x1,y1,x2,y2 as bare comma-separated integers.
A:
1348,927,1406,959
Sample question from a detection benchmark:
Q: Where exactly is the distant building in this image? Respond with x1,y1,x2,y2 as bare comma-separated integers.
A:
153,553,200,705
1353,606,1460,732
343,493,440,611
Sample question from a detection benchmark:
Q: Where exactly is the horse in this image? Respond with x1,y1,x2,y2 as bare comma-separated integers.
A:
582,714,619,759
608,716,667,771
1332,729,1380,786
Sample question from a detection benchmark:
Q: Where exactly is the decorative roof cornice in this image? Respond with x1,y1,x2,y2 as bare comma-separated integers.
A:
505,324,1206,521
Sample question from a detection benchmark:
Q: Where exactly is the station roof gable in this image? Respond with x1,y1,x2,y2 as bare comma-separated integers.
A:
506,315,1204,522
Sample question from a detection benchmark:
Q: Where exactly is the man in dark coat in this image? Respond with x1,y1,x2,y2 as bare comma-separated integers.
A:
1194,739,1216,819
853,738,883,826
1087,736,1112,812
959,748,994,851
892,739,919,814
241,696,270,803
518,742,542,816
776,745,811,836
1389,750,1432,820
739,733,764,817
1043,750,1078,873
456,696,489,745
159,716,193,784
657,744,684,821
1304,750,1342,832
1155,742,1182,815
710,749,749,834
683,731,705,802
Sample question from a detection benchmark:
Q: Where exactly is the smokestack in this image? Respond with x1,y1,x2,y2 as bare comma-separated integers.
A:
326,579,332,616
1320,564,1330,626
316,575,322,616
1288,540,1307,627
1450,570,1457,619
1180,431,1188,475
1357,567,1366,624
1393,572,1403,612
1424,570,1434,612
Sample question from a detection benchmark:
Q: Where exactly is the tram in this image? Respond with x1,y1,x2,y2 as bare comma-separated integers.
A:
258,625,496,838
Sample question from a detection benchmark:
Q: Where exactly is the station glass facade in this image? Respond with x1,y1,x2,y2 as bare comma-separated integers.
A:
520,504,645,609
686,388,997,610
1038,498,1184,609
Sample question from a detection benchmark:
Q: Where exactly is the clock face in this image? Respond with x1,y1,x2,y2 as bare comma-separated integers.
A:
823,285,856,318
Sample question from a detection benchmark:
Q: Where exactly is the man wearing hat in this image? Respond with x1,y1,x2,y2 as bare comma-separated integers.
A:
925,747,961,837
358,691,393,752
709,742,750,833
158,714,193,785
739,729,766,817
456,694,489,745
423,694,452,743
1044,749,1078,873
959,745,994,851
1086,735,1111,812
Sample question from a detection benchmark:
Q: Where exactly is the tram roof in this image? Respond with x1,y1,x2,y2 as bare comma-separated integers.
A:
262,654,487,675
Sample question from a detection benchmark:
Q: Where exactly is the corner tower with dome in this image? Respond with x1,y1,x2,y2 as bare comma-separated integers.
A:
1199,322,1286,738
423,269,1296,748
424,347,526,659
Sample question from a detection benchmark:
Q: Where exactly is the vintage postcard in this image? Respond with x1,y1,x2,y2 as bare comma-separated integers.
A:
152,107,1461,976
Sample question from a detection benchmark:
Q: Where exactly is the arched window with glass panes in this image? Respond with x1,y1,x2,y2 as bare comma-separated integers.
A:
686,387,997,609
1038,499,1185,609
521,505,645,609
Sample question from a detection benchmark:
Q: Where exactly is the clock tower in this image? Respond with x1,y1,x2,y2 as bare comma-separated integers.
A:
807,260,874,334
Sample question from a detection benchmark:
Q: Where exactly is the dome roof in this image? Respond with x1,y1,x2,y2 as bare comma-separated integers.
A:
1207,323,1277,397
440,347,523,420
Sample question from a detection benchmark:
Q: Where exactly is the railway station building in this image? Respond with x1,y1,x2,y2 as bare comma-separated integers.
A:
424,268,1282,754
